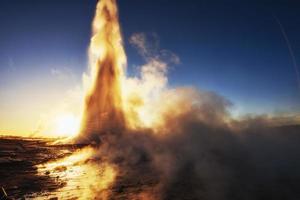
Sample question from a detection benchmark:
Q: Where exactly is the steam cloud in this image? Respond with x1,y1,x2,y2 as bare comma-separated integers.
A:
88,33,300,200
73,1,300,199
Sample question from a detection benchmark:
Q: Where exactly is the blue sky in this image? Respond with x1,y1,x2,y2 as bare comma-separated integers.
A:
0,0,299,129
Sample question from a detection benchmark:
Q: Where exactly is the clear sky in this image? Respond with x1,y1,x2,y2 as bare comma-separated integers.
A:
0,0,300,135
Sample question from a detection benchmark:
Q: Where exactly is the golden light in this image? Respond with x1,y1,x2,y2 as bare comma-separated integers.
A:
52,113,80,138
77,0,127,140
37,147,117,199
77,0,172,140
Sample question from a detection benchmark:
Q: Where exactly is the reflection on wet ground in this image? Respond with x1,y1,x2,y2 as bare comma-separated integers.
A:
0,137,157,200
0,137,112,199
31,147,116,199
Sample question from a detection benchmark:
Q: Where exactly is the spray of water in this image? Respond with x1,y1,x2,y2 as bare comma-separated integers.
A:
77,0,127,142
65,1,300,199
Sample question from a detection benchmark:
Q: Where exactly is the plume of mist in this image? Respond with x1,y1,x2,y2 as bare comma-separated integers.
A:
77,0,127,143
87,33,300,199
96,93,300,199
72,1,300,199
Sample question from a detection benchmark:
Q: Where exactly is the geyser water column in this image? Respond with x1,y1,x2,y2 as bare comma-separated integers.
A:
77,0,127,142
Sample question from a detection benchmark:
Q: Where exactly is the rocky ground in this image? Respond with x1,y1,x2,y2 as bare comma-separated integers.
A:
0,137,89,199
1,125,300,200
0,137,157,200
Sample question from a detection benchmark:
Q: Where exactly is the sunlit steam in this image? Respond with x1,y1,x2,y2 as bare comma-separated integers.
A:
78,0,127,142
49,0,300,199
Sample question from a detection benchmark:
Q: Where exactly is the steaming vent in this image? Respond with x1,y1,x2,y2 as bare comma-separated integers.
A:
77,0,127,142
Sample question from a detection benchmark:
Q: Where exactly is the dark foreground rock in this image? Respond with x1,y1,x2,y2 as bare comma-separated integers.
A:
0,137,85,199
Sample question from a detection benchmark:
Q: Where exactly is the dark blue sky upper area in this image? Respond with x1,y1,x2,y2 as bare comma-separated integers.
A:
0,0,299,115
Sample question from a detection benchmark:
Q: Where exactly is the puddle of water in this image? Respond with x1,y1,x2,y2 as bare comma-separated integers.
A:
27,147,117,199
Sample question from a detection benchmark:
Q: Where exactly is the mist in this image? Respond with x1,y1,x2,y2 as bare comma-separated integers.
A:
85,85,300,200
73,1,300,199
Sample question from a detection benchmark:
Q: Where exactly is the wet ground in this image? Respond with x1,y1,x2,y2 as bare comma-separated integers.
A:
0,137,157,200
0,137,91,199
1,125,300,200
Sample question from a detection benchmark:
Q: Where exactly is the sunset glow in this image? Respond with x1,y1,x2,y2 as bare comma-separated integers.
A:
1,0,300,199
51,113,80,138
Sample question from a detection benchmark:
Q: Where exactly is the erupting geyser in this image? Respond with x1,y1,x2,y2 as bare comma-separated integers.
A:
77,0,127,142
2,0,300,199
